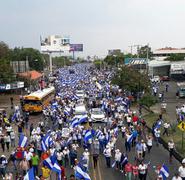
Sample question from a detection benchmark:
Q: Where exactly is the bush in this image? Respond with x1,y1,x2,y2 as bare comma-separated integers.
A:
139,94,157,109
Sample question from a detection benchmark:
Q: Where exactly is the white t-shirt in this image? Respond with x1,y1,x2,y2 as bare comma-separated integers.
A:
172,176,182,180
138,164,147,174
147,138,152,146
179,166,185,178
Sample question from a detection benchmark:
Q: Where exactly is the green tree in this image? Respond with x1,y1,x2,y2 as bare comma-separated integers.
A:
52,56,71,68
139,94,157,109
0,41,10,59
94,60,103,70
138,45,152,59
165,54,185,61
10,47,44,71
112,66,150,94
0,58,15,83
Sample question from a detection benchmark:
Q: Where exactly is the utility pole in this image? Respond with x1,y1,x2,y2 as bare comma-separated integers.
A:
49,52,52,74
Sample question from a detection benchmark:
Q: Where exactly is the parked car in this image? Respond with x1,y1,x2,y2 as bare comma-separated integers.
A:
90,108,106,122
160,76,170,81
150,75,160,83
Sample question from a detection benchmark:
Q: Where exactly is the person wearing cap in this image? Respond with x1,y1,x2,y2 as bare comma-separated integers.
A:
178,159,185,180
114,149,122,170
103,145,111,168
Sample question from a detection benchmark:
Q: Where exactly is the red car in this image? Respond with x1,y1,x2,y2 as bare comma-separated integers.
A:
160,76,170,81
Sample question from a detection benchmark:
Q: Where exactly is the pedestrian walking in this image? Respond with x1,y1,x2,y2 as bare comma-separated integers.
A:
146,135,153,153
168,139,175,163
0,155,8,179
31,153,39,176
125,162,132,180
178,158,185,180
0,135,5,152
138,162,148,180
4,133,11,152
92,139,100,169
103,145,111,168
19,157,29,176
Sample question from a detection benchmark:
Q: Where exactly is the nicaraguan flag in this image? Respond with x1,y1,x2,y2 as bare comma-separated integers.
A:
41,140,47,152
71,118,79,128
78,115,88,124
64,109,70,116
159,164,169,180
75,165,91,180
127,133,134,144
84,130,92,143
18,134,28,148
24,167,34,180
11,110,18,122
96,129,102,138
52,162,61,180
153,120,162,131
113,127,119,137
43,156,53,169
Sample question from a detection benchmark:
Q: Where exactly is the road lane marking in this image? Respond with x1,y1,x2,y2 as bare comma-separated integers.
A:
97,157,102,180
91,155,97,180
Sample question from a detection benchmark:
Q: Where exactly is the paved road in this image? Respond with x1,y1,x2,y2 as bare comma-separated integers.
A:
4,81,184,180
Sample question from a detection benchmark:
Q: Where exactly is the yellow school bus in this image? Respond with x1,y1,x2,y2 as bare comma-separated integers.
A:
23,86,55,112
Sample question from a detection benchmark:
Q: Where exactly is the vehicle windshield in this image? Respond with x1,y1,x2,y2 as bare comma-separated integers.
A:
23,100,42,106
92,109,103,115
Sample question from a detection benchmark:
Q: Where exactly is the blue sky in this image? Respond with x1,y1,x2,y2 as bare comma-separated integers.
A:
0,0,185,57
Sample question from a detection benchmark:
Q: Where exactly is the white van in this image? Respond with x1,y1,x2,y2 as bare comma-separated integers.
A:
74,105,88,119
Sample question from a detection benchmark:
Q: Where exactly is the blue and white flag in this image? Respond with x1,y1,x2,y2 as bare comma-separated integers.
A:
78,115,88,124
18,134,28,148
127,133,134,144
153,120,162,131
113,127,119,137
11,110,18,122
24,167,34,180
43,156,53,169
159,164,169,180
75,165,91,180
52,162,61,180
41,140,47,152
96,129,102,139
71,118,79,128
64,109,70,116
111,161,116,168
84,130,92,143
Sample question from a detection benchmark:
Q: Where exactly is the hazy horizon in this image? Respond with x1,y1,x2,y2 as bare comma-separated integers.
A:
0,0,185,57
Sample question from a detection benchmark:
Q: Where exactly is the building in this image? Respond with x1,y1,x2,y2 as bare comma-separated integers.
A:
153,47,185,61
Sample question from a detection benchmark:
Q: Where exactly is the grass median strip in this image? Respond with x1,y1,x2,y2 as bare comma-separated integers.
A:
143,112,185,157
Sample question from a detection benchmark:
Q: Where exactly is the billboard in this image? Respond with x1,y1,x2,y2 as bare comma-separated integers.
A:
40,35,70,52
70,44,83,52
125,58,148,65
108,49,121,56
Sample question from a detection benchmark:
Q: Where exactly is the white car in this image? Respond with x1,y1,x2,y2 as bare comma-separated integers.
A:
74,105,88,119
151,76,160,83
76,90,86,98
90,108,105,122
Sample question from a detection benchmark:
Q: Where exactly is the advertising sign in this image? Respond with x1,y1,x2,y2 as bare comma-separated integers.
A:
125,58,148,65
108,49,121,56
0,85,6,90
70,44,83,52
40,35,70,52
